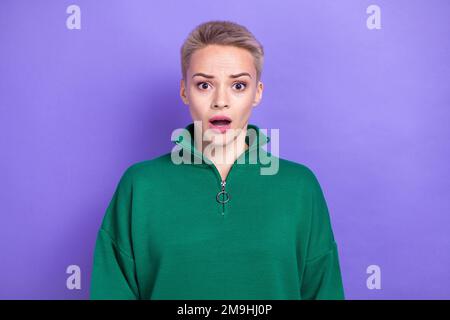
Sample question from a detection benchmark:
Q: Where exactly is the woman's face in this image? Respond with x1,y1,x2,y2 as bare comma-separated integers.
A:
180,44,263,148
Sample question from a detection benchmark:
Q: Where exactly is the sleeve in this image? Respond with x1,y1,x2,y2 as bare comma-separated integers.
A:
300,171,345,300
90,167,141,300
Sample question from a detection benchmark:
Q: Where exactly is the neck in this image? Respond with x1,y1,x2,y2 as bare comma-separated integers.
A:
194,126,249,180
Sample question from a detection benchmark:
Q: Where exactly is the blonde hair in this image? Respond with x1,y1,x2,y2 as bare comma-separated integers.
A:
180,20,264,82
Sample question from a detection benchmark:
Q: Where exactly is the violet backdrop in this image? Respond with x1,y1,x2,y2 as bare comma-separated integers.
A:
0,0,449,299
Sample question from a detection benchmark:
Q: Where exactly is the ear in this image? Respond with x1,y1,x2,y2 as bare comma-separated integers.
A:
252,81,264,107
180,78,189,105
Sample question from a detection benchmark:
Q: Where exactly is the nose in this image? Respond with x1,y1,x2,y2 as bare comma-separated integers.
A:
212,85,229,109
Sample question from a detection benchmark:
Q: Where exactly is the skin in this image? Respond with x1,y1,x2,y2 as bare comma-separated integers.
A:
180,44,264,180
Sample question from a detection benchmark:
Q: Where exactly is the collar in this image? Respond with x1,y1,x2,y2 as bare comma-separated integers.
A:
172,122,271,167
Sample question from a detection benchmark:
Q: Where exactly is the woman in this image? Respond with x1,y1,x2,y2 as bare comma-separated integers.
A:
90,20,345,300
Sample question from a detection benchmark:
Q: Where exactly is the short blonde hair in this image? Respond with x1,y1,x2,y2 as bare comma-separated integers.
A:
180,20,264,82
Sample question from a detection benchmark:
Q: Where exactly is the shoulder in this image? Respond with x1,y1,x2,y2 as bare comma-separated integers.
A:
117,152,173,186
271,156,322,188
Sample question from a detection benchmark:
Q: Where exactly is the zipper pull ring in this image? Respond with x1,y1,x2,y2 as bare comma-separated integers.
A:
216,180,230,204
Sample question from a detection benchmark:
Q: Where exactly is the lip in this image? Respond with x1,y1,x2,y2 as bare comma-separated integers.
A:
209,115,232,122
208,115,232,134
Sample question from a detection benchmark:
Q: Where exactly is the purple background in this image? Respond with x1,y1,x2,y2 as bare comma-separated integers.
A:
1,0,449,299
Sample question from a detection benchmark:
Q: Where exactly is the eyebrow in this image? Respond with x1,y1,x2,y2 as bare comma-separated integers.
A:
192,72,252,79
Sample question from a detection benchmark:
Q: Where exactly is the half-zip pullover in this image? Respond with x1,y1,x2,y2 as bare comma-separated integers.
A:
90,122,345,299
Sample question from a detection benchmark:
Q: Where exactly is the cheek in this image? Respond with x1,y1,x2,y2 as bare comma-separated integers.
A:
188,96,210,118
188,87,210,104
232,87,256,102
232,94,255,112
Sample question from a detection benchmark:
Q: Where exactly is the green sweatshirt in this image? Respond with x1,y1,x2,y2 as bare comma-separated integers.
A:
90,122,345,300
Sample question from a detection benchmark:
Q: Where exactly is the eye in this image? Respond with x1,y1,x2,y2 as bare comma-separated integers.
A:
233,81,247,91
196,82,211,90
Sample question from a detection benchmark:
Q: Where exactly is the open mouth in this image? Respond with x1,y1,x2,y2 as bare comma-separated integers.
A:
208,116,232,133
209,119,231,126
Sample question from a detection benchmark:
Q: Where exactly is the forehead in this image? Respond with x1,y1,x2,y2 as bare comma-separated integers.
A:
188,45,255,76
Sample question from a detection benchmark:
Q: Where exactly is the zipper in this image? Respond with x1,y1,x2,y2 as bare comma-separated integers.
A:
208,138,261,217
216,179,230,216
175,131,264,218
209,160,232,217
